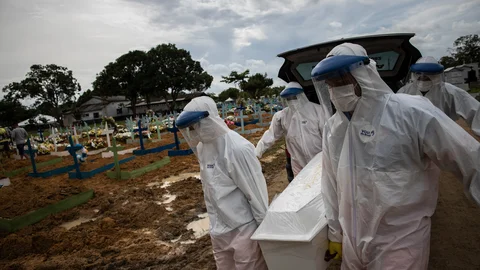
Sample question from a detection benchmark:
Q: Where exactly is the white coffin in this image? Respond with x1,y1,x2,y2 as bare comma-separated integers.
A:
251,152,331,270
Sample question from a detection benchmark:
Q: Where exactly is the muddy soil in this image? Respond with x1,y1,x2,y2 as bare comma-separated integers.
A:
118,152,168,170
1,155,59,171
0,177,88,219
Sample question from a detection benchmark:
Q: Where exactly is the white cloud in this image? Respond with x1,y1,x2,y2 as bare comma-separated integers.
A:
233,25,267,50
1,0,479,104
329,21,342,28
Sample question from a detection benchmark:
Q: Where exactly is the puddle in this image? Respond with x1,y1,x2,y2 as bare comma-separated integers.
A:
60,217,96,230
171,236,196,245
162,194,177,204
180,240,196,244
187,213,210,238
147,172,200,188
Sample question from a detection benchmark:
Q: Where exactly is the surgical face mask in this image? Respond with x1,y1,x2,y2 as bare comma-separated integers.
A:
416,80,433,93
328,84,360,112
286,95,300,111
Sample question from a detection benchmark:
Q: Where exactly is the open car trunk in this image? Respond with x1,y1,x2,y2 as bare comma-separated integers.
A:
277,33,421,103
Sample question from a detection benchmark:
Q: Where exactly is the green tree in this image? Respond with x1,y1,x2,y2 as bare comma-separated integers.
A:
239,73,274,99
146,44,213,111
76,89,95,107
0,98,35,127
221,70,250,89
93,50,148,116
263,85,285,97
452,34,480,64
218,87,240,102
439,56,459,69
2,64,81,123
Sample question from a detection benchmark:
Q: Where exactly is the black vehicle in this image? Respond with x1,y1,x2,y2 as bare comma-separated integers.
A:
276,33,422,180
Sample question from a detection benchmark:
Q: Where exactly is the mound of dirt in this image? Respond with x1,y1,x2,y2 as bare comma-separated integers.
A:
0,178,87,219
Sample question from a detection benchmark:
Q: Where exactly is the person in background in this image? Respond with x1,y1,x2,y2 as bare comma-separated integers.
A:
176,96,268,270
398,56,480,136
311,43,480,269
11,123,29,160
255,82,327,178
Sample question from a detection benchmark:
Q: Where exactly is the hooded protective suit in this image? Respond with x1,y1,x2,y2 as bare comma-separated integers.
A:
312,43,480,269
398,56,480,136
178,96,268,270
255,82,327,176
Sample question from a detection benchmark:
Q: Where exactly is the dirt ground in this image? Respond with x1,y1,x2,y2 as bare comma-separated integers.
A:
0,120,479,269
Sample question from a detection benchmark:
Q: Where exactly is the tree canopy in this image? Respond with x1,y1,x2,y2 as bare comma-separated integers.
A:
218,87,240,102
0,98,35,127
440,34,480,68
2,64,81,123
221,70,250,89
93,50,148,116
146,43,213,111
240,73,274,99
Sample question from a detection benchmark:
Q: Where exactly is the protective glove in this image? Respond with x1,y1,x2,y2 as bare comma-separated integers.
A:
326,241,342,261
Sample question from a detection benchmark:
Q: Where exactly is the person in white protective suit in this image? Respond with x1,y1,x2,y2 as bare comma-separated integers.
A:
175,96,268,270
255,82,327,176
311,43,480,270
398,56,480,136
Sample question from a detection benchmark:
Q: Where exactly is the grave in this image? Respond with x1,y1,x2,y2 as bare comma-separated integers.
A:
133,119,177,156
67,135,135,180
27,138,76,178
0,190,94,233
167,122,193,157
106,137,171,180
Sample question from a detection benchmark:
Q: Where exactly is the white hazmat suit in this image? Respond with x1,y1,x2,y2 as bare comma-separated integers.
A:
312,43,480,269
255,82,327,176
398,56,480,136
177,96,268,270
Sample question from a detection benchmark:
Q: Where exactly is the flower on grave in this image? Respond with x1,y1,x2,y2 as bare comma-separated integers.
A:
224,120,235,126
114,132,131,142
38,142,54,155
245,108,254,115
87,138,106,150
149,124,167,133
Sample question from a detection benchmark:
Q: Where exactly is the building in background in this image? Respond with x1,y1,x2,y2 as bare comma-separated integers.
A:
62,96,131,126
444,63,479,91
128,92,207,115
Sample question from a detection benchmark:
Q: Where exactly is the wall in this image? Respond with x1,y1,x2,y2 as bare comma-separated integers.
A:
445,63,479,91
445,69,469,90
63,114,76,127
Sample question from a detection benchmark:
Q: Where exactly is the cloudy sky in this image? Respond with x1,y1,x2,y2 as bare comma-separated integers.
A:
1,0,479,103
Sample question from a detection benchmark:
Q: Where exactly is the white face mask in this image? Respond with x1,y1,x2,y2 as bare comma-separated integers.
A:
287,99,300,111
416,80,433,93
328,84,360,112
